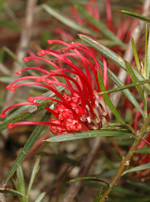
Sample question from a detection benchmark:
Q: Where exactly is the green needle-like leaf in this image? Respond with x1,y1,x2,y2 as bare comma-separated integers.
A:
134,148,150,154
97,71,125,124
0,188,27,198
70,177,109,186
120,10,150,24
4,112,50,183
27,157,41,202
94,188,102,202
35,192,46,202
147,28,150,79
131,36,140,72
122,163,150,175
144,25,148,78
46,129,132,142
16,166,26,202
125,61,145,103
99,79,150,95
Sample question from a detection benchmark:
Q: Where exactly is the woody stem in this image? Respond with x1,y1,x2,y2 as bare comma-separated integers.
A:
99,113,150,202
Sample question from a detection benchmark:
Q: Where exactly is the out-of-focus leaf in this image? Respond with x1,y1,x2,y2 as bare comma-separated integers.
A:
0,188,27,198
3,47,38,76
112,186,138,196
97,71,125,124
4,112,50,183
0,50,5,62
127,180,150,192
16,166,26,202
42,4,94,36
27,157,41,202
70,177,109,186
109,197,150,202
48,0,90,7
79,34,150,91
40,152,75,163
0,0,3,13
120,10,150,24
122,162,150,175
35,192,46,202
98,169,118,178
94,188,102,202
131,36,140,72
76,5,124,46
0,19,20,31
46,129,132,142
134,148,150,154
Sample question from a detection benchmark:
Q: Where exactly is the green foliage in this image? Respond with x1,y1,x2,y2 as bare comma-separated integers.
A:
46,129,133,142
4,113,50,183
8,157,46,202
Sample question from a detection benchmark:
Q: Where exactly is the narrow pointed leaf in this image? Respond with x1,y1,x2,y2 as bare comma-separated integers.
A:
0,19,20,31
70,177,109,186
27,156,41,202
144,25,148,78
94,188,102,202
79,34,150,91
131,36,140,72
35,192,46,202
46,129,132,142
100,79,150,95
12,178,19,191
125,61,145,103
42,4,93,36
0,188,27,198
16,166,26,202
120,10,150,24
122,162,150,175
98,72,125,124
147,29,150,79
134,148,150,154
4,112,50,183
127,179,150,192
76,5,124,46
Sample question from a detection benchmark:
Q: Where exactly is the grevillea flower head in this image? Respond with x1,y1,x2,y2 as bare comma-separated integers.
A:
0,39,110,135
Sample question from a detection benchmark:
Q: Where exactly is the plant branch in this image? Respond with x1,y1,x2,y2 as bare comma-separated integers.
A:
99,113,150,201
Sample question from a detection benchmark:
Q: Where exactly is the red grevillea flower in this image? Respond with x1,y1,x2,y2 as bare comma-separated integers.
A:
0,40,110,135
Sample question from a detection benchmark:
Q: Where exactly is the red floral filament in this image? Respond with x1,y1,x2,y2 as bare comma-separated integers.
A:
0,40,110,134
